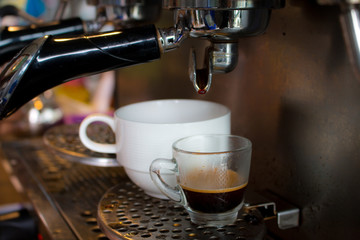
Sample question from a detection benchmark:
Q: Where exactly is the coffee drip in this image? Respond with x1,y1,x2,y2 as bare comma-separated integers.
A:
189,48,212,95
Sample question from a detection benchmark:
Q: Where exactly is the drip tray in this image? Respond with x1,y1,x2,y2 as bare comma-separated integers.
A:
43,123,119,167
98,183,266,240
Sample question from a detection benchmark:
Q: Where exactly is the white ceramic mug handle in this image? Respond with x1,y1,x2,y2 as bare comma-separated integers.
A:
79,114,117,154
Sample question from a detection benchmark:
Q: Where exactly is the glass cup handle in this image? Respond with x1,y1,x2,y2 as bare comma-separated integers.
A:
78,114,117,154
150,158,183,203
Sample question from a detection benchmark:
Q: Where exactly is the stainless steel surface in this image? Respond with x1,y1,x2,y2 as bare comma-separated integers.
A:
0,138,126,240
212,43,239,73
318,1,360,80
158,26,188,52
162,0,285,9
87,0,162,28
175,9,272,40
24,93,64,135
276,208,299,230
245,191,300,230
244,191,299,230
174,6,271,93
162,0,284,93
97,183,266,240
189,42,239,94
340,4,360,78
113,2,360,239
43,124,118,167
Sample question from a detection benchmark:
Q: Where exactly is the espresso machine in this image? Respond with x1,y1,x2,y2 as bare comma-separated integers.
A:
0,0,285,119
3,0,360,239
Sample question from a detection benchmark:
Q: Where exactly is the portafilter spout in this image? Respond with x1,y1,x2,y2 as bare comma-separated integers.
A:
0,24,184,119
164,0,285,94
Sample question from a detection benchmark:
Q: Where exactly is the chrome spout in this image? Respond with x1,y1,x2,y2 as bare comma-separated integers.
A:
189,42,238,94
211,42,239,74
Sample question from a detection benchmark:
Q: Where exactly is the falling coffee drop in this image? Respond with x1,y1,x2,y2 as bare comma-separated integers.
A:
198,89,207,94
196,69,208,95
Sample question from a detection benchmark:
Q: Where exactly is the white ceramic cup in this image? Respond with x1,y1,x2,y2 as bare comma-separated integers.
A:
79,99,231,198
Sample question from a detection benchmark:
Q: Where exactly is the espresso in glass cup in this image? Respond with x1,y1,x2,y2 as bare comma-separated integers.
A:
150,134,252,227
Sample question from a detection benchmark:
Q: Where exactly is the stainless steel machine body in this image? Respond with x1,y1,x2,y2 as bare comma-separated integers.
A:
162,0,285,93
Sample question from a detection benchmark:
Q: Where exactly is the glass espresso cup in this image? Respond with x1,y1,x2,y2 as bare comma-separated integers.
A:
150,134,252,227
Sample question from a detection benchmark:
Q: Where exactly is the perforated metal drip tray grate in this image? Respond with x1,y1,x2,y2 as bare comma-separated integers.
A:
0,138,125,240
43,123,118,167
97,183,266,240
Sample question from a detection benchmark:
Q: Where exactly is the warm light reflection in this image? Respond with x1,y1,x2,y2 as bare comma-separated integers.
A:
37,49,98,62
53,36,83,42
33,99,43,110
54,31,122,42
7,26,24,32
89,31,123,38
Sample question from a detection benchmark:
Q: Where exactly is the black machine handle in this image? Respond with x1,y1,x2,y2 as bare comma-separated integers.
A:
0,24,161,119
